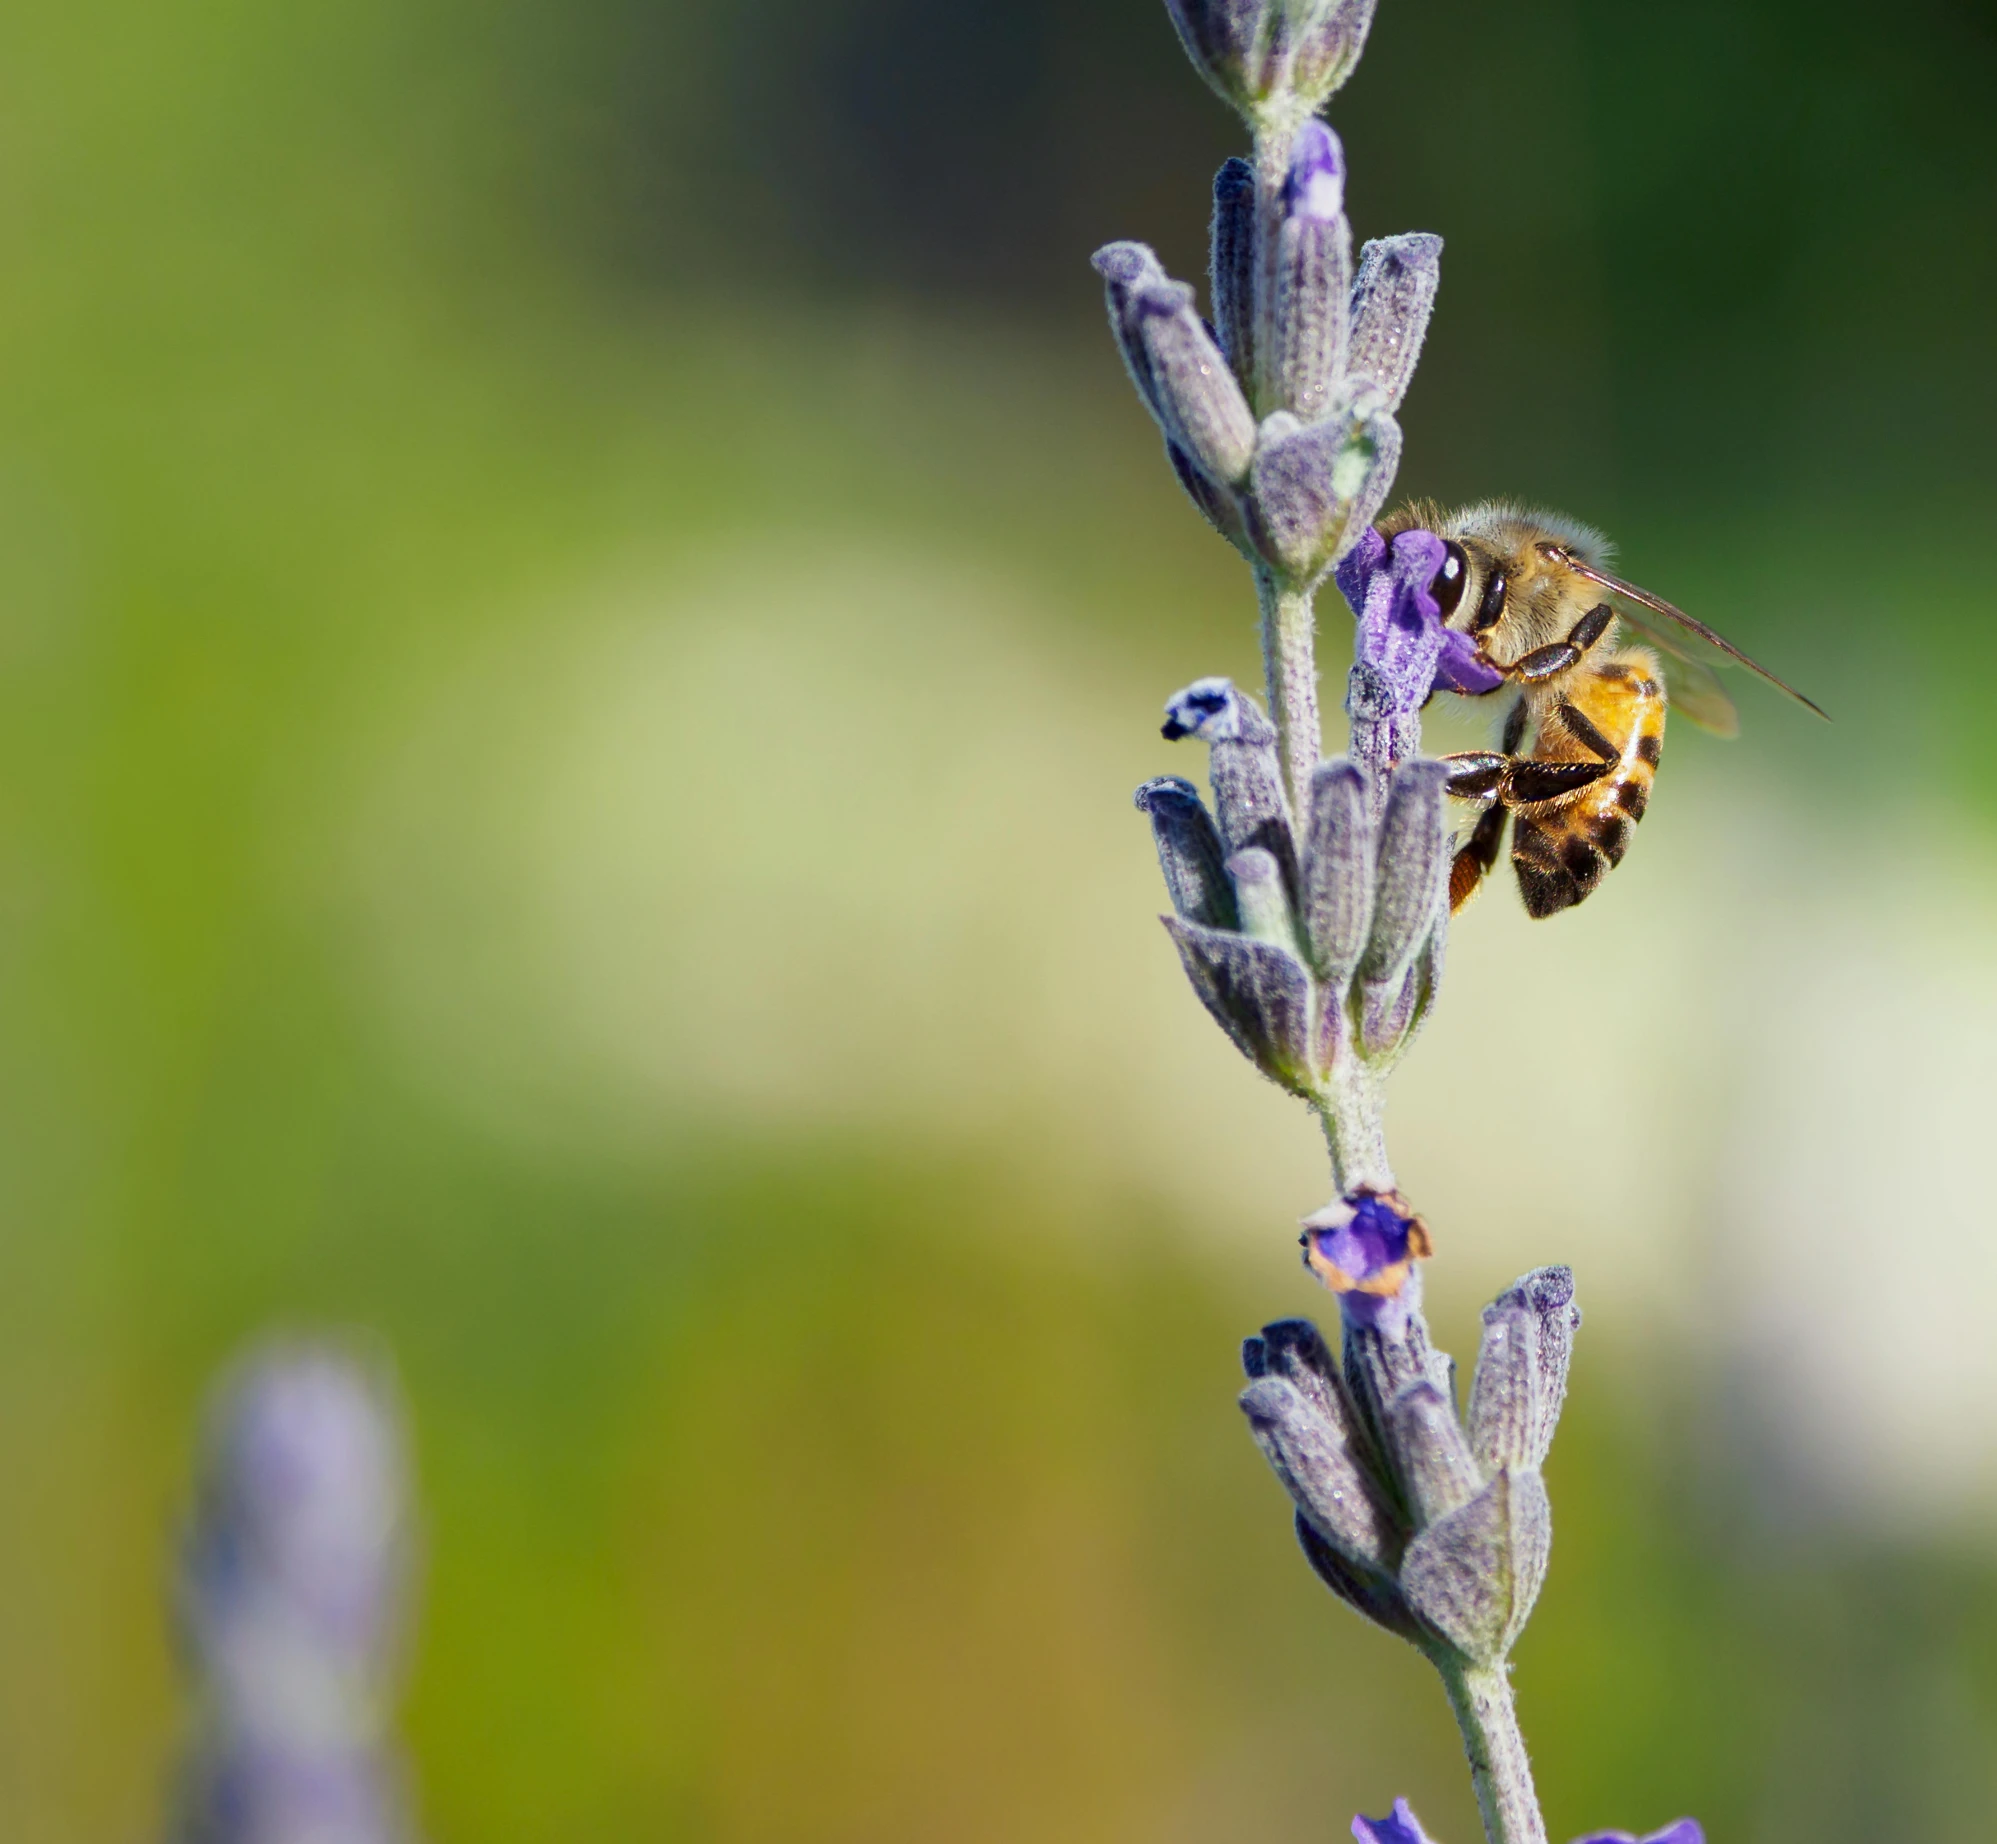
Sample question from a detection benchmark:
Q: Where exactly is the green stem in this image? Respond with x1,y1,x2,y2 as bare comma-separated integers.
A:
1255,566,1321,824
1432,1657,1549,1844
1315,1051,1391,1197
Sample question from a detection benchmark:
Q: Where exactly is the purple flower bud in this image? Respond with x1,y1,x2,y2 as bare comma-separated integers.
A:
1472,1267,1580,1471
1165,0,1379,116
1166,436,1253,547
1385,1379,1484,1528
1161,677,1296,876
1164,915,1317,1091
1093,242,1258,490
1288,0,1380,102
1359,757,1447,990
1348,233,1443,412
1227,844,1299,948
1136,283,1259,486
1135,776,1238,932
1352,1798,1438,1844
1247,390,1401,578
1239,1373,1398,1570
1162,0,1269,111
1210,157,1256,383
1574,1826,1705,1844
1269,122,1353,422
1283,118,1346,223
1401,1465,1551,1661
1092,239,1171,415
1300,759,1374,981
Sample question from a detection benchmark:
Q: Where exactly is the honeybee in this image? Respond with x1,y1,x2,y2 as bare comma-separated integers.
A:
1379,500,1826,918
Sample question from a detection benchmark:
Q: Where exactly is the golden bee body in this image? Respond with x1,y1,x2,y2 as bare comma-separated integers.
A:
1380,499,1821,918
1502,650,1665,916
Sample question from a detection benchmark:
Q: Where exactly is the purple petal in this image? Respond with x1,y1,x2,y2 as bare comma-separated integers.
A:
1353,1798,1438,1844
1433,625,1506,695
1304,1193,1411,1286
1301,1191,1430,1310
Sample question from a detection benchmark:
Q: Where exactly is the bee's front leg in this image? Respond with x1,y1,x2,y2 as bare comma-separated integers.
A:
1507,604,1617,682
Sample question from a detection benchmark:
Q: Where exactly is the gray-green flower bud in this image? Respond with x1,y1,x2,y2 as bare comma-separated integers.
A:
1348,232,1443,412
1246,388,1402,580
1093,242,1257,490
1164,0,1380,119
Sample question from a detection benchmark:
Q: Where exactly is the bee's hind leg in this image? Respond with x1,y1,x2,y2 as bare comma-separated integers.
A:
1449,804,1509,912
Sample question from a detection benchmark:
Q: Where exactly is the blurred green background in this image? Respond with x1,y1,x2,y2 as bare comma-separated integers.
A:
1,0,1994,1838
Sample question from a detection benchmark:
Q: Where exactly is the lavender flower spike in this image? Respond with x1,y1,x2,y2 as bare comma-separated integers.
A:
1572,1826,1704,1844
1354,1799,1440,1844
1100,2,1726,1840
172,1342,414,1844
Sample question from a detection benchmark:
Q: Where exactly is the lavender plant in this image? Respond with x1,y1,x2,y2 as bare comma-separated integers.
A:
170,1343,416,1844
1098,5,1698,1841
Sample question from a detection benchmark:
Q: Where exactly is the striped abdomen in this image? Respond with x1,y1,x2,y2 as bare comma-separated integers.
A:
1511,650,1666,917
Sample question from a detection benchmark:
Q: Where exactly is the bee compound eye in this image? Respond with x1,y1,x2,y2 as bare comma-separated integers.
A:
1429,541,1468,618
1473,568,1509,633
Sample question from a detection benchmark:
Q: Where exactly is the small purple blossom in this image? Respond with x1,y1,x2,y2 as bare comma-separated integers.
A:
1335,525,1441,772
1301,1189,1432,1334
1353,1798,1437,1844
1574,1825,1704,1844
1336,525,1503,772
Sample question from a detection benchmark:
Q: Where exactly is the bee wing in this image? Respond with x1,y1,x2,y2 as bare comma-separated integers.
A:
1558,553,1829,723
1608,605,1739,737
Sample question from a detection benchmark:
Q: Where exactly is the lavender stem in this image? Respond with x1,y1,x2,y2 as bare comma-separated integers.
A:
1320,1046,1391,1197
1434,1658,1549,1844
1255,566,1322,824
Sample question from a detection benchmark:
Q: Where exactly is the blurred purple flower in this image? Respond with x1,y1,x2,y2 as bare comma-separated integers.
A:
1353,1798,1437,1844
175,1343,414,1844
1574,1825,1704,1844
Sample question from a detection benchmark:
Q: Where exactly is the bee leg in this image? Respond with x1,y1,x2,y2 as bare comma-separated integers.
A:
1441,752,1508,802
1509,606,1617,683
1497,698,1621,804
1503,758,1611,803
1449,804,1508,912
